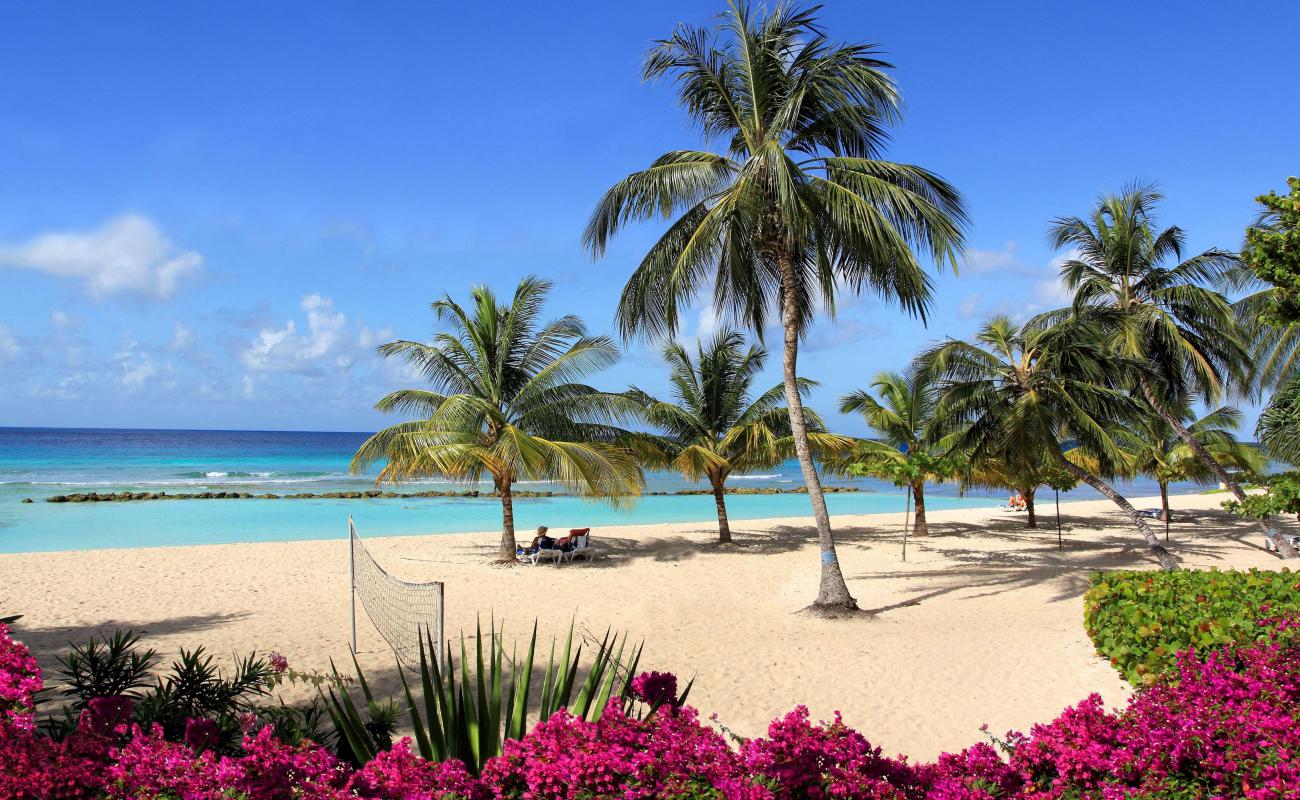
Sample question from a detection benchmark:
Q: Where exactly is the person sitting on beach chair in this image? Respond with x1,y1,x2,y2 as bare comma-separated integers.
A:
1002,492,1026,512
517,526,563,564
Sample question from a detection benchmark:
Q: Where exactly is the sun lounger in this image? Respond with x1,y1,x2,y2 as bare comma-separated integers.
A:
562,529,592,563
517,535,564,565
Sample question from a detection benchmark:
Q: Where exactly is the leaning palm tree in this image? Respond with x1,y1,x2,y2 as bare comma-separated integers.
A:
584,2,967,612
352,277,644,563
630,329,849,544
1045,185,1252,507
925,315,1179,570
837,367,957,537
1115,404,1264,523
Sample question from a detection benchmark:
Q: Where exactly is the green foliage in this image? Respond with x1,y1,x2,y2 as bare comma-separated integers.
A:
836,366,962,486
1084,569,1300,684
47,629,293,752
1243,176,1300,325
324,619,681,775
1256,377,1300,465
56,629,159,706
1223,471,1300,519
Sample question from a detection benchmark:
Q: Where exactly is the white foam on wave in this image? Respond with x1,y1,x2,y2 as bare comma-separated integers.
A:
731,473,782,480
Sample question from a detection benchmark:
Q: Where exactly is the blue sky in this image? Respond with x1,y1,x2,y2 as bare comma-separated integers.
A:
1,1,1297,435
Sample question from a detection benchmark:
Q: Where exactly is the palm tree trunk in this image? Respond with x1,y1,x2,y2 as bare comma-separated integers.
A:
497,481,518,564
711,478,732,544
1138,377,1298,558
1160,480,1170,523
911,480,929,537
1024,486,1037,529
775,250,857,612
1052,449,1179,570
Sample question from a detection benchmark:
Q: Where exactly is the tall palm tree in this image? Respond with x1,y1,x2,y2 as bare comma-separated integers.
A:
351,277,644,563
1045,185,1251,506
925,316,1179,570
1115,404,1264,523
838,367,955,537
583,2,967,612
630,329,849,544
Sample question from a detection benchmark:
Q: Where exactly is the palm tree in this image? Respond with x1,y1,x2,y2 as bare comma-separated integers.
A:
1045,185,1251,506
583,2,967,612
630,329,849,544
837,367,956,537
351,277,644,563
1115,404,1264,524
925,315,1179,570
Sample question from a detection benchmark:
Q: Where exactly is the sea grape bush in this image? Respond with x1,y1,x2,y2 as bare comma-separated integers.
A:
1084,567,1300,683
1,619,1298,799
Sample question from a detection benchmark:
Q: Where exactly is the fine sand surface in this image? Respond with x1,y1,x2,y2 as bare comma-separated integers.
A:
1,492,1284,760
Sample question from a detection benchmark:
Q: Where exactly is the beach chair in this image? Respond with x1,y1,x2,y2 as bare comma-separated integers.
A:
517,535,564,566
562,529,592,563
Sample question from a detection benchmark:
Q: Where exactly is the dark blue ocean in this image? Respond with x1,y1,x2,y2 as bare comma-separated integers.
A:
0,427,1206,553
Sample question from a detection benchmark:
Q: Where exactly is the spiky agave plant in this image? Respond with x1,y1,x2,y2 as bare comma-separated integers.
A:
323,619,690,774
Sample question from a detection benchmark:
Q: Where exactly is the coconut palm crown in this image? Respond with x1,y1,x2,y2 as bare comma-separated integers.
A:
584,1,967,612
351,277,643,563
629,328,849,544
1044,184,1252,504
837,367,958,537
1115,404,1264,523
924,315,1179,570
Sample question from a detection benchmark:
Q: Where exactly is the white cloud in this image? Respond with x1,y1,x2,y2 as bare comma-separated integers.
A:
0,214,201,299
0,325,18,361
963,241,1022,274
50,310,74,329
1031,248,1082,308
241,294,361,376
957,292,982,320
119,357,158,392
168,321,195,351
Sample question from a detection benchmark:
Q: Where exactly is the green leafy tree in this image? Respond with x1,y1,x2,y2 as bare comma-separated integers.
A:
1242,176,1300,325
1257,378,1300,466
630,329,850,544
1116,405,1264,522
837,367,958,537
924,316,1179,570
584,2,967,612
351,277,644,563
1045,184,1252,513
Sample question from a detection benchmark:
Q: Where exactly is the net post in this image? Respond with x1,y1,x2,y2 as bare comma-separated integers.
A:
434,581,444,669
349,516,357,652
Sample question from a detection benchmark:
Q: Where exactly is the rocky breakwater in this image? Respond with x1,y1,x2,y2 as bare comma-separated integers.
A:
35,485,864,503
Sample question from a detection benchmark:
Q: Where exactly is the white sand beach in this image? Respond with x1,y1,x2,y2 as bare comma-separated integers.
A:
1,492,1282,760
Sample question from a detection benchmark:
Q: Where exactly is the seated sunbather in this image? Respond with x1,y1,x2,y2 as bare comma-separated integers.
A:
516,526,555,556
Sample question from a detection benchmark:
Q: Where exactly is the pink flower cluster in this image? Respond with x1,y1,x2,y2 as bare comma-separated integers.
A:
0,623,41,734
1,625,1297,799
629,670,678,707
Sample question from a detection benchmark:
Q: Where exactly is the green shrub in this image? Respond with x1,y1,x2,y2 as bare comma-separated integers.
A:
1084,568,1300,684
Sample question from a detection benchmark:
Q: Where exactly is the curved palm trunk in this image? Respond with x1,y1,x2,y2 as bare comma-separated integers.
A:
1139,377,1298,558
497,481,518,564
711,478,733,544
1024,486,1037,529
1052,449,1178,570
776,251,857,612
911,480,929,537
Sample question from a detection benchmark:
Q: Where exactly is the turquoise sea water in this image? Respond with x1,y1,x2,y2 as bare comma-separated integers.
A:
0,427,1201,554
